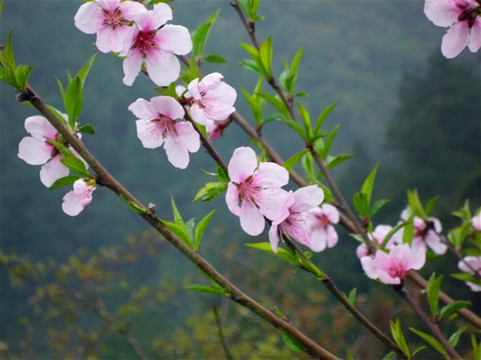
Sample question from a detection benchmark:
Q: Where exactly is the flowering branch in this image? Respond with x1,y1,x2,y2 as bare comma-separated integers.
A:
17,84,339,360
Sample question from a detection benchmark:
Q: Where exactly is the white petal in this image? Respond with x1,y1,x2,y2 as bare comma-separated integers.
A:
40,155,69,187
441,22,470,58
157,25,193,55
18,137,51,165
239,202,265,236
136,120,164,149
228,147,258,183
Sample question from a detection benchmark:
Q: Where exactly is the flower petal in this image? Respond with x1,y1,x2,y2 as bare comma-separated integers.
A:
441,21,470,58
157,24,193,55
135,120,164,149
122,50,143,86
239,202,265,236
74,1,102,34
228,147,258,183
18,137,52,165
145,50,180,86
40,154,69,187
150,96,185,120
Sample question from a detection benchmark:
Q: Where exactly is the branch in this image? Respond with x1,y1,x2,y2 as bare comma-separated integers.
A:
396,285,463,359
19,85,339,360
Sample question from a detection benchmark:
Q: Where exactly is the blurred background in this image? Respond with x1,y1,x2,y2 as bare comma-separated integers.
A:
1,0,480,358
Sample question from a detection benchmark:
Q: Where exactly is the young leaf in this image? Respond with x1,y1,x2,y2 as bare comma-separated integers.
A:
193,182,226,203
390,318,411,358
191,10,220,58
347,288,357,306
280,331,307,353
284,149,309,171
297,103,312,140
14,64,32,91
119,194,147,214
259,36,273,78
425,196,439,216
160,220,192,248
313,103,337,136
49,175,80,190
409,328,447,356
183,284,227,295
245,242,298,266
64,76,83,129
193,210,216,251
76,54,97,88
407,189,427,218
170,197,185,227
61,154,89,177
448,327,466,348
426,273,443,318
439,300,471,319
78,124,96,135
204,54,226,63
326,154,354,171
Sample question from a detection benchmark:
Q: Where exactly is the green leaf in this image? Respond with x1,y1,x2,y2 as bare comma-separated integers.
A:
46,105,68,126
0,1,5,17
402,215,414,245
204,54,226,63
410,328,448,356
426,273,443,318
14,64,32,91
313,103,337,136
160,220,192,248
280,331,307,353
119,194,147,214
412,346,428,357
297,103,312,140
361,162,380,207
183,284,227,295
238,42,260,61
49,175,80,190
448,327,466,348
370,198,390,218
257,92,289,117
76,54,97,88
193,182,226,203
439,300,471,319
471,333,481,360
191,10,220,58
193,210,215,251
390,318,411,358
284,149,309,171
326,154,353,170
60,154,89,177
407,189,427,218
245,242,298,266
381,352,397,360
170,197,185,227
239,58,263,75
353,192,369,218
347,288,357,306
259,36,273,77
64,76,83,129
425,196,439,216
78,124,96,135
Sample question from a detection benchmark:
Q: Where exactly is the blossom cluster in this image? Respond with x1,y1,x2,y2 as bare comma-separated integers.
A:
225,147,340,254
75,0,192,86
357,210,448,285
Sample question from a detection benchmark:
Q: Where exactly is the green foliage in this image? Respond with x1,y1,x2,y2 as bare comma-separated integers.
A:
409,328,447,356
389,318,411,358
426,273,442,319
0,32,32,91
236,0,263,21
191,10,220,60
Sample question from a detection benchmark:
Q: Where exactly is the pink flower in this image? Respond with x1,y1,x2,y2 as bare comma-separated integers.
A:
356,225,398,259
308,204,340,252
225,147,289,236
206,120,229,142
401,210,447,255
74,0,146,53
268,185,325,253
62,179,96,216
121,3,192,86
128,96,200,169
472,212,481,232
184,73,237,127
17,115,76,187
458,256,481,292
424,0,481,58
361,243,426,285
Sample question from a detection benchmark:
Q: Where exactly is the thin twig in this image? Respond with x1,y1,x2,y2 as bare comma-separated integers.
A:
397,286,463,359
213,306,235,360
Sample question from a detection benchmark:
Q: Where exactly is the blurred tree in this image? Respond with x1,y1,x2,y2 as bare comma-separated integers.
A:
381,52,481,221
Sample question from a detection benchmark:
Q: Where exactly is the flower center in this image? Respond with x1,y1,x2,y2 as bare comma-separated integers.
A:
132,29,158,55
236,175,262,207
456,1,480,28
152,115,177,137
102,7,129,30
